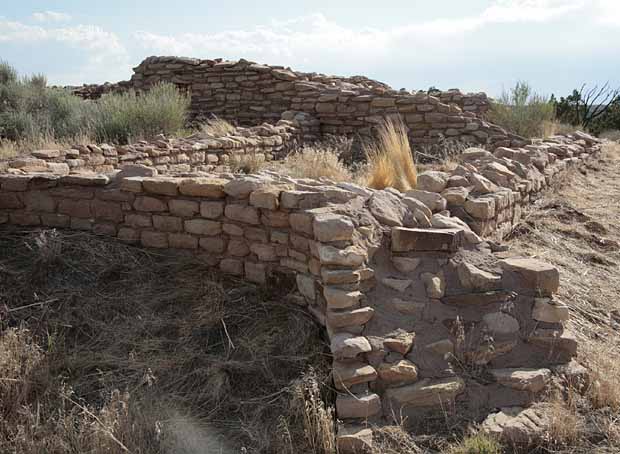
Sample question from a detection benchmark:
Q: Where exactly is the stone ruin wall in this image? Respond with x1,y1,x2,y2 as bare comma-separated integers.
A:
70,56,507,149
0,129,603,452
0,121,301,176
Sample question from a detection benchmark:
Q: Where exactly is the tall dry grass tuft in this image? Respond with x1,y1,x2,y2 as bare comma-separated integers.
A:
545,392,583,448
363,118,417,192
449,432,501,454
280,147,352,182
200,117,236,137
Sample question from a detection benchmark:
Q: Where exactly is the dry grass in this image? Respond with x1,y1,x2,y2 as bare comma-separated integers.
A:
363,118,418,192
229,151,267,174
200,117,236,137
504,141,620,452
600,129,620,142
0,229,333,453
279,147,352,182
0,134,91,160
541,120,580,137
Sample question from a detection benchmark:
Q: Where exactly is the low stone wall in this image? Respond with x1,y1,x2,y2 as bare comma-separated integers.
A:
435,89,491,117
69,56,523,149
413,131,603,238
0,152,584,450
0,120,301,175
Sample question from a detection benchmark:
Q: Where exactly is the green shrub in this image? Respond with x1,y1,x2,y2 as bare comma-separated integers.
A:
0,61,190,147
92,83,189,144
451,433,502,454
488,81,556,138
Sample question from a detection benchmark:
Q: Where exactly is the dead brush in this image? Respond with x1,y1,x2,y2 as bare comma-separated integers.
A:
229,151,266,174
279,146,352,182
0,229,331,453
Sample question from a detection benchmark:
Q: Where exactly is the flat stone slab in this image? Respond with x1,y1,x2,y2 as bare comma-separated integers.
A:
391,227,464,252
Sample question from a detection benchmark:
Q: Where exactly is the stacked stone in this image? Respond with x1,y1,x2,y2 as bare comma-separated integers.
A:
367,227,574,430
1,121,301,176
413,131,603,238
436,89,491,116
0,164,583,453
69,55,523,149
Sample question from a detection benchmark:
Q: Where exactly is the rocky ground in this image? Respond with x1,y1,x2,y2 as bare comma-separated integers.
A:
498,142,620,453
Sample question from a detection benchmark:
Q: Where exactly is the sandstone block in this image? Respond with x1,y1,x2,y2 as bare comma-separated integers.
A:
199,201,224,219
405,189,447,212
0,193,23,209
141,231,168,248
500,258,560,296
324,287,363,309
383,377,465,408
118,227,140,242
490,368,551,393
23,191,56,213
378,360,419,384
185,219,221,236
58,199,92,218
125,213,152,228
483,312,520,336
225,204,260,225
227,239,250,256
250,243,277,261
391,227,463,252
134,196,167,212
179,178,228,198
384,331,415,355
417,171,449,193
169,199,199,217
391,257,421,273
458,262,501,291
465,197,496,219
313,213,354,242
168,233,198,249
532,298,569,323
224,176,268,198
296,274,316,301
317,244,366,267
153,215,183,232
331,333,372,359
142,177,179,196
333,361,377,390
336,392,381,419
327,307,374,329
289,212,314,235
249,186,281,209
337,424,373,454
199,237,227,254
421,272,445,298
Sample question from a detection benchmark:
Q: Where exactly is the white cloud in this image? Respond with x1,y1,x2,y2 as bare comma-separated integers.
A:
595,0,620,25
0,19,130,84
31,11,72,23
132,0,587,62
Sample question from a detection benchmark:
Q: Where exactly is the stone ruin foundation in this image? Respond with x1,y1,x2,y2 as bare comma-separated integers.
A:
1,56,606,451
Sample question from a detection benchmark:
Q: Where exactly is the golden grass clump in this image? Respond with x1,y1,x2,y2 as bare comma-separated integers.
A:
200,117,236,137
280,147,352,182
364,118,417,192
449,432,501,454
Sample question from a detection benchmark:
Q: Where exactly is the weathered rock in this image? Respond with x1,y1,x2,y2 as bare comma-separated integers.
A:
405,189,447,212
500,258,560,296
383,377,465,408
482,406,550,445
532,298,569,323
417,171,449,193
327,307,375,328
490,368,551,393
331,333,372,359
384,330,415,355
336,392,382,419
458,262,501,291
368,191,407,226
378,360,419,384
317,244,366,267
421,272,445,298
333,361,378,390
313,213,355,242
483,312,520,336
337,424,373,454
381,277,413,292
324,287,364,309
392,257,421,273
391,227,463,252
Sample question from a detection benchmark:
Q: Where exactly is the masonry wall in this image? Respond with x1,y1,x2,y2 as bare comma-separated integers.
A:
71,56,521,149
0,120,302,175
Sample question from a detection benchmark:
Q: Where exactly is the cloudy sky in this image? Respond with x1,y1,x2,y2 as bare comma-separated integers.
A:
1,0,619,97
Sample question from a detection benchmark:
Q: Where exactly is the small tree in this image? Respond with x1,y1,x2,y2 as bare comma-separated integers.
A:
553,83,620,130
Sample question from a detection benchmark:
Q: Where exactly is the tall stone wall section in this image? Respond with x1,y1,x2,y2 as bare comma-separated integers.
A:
72,56,522,149
0,128,599,450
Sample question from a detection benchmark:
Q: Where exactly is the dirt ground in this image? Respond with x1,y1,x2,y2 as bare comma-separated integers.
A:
500,142,620,453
